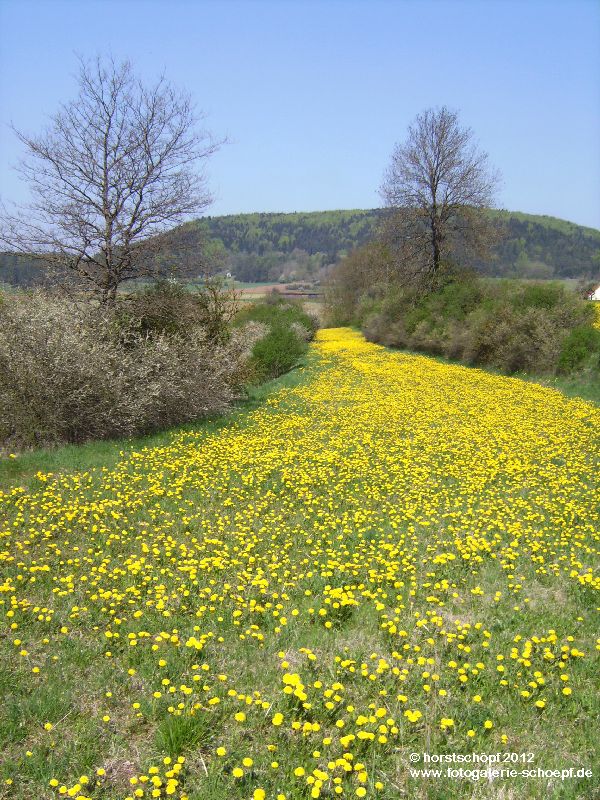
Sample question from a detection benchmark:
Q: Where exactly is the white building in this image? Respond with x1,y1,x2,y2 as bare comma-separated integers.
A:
589,285,600,301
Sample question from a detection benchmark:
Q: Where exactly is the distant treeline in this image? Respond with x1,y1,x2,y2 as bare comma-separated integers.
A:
0,252,43,287
2,209,599,286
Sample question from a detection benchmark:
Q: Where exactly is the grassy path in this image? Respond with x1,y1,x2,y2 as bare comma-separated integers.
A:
0,329,598,800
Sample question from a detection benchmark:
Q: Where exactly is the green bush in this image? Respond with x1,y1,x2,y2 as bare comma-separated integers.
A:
233,294,318,381
235,291,318,332
461,306,562,373
250,325,307,380
558,325,600,373
516,282,564,310
360,277,600,377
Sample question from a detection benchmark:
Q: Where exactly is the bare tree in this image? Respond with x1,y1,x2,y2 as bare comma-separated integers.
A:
1,56,221,303
380,106,500,289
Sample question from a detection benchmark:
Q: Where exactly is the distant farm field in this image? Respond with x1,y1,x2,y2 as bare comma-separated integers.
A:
235,282,323,304
0,329,598,800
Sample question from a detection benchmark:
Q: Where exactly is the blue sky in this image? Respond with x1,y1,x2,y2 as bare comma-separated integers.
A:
1,0,599,227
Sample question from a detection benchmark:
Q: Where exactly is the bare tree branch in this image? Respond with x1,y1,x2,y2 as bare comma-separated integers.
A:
380,106,501,289
0,55,223,303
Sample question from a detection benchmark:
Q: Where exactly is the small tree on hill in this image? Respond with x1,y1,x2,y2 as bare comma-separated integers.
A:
1,56,221,303
380,106,501,289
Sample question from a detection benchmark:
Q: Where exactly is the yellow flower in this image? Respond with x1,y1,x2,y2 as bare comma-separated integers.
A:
1,327,596,799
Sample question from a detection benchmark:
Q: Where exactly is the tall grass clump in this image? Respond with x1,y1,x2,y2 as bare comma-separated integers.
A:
0,285,262,449
233,292,319,380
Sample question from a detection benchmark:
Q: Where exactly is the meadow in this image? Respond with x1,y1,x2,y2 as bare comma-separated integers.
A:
0,329,598,800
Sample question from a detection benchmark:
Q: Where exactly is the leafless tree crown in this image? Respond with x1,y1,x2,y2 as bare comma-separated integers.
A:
380,106,500,287
1,56,221,302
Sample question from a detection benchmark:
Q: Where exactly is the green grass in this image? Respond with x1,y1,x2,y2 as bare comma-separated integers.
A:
520,370,600,405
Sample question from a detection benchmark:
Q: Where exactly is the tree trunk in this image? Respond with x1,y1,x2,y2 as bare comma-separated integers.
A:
431,214,441,277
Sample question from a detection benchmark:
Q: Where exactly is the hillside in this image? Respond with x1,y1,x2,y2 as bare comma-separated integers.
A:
2,209,599,287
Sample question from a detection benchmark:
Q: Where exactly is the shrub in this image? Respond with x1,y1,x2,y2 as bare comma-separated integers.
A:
0,291,261,448
516,282,564,311
290,321,312,342
115,280,202,339
323,242,392,326
558,325,600,374
354,276,600,377
250,325,307,381
115,278,239,344
233,296,318,381
234,294,318,336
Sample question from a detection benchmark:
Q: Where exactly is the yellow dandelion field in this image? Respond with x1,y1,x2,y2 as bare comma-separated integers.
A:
0,328,598,800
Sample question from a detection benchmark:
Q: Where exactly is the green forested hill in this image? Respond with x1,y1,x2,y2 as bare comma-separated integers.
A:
2,209,599,286
168,210,382,283
168,208,600,282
